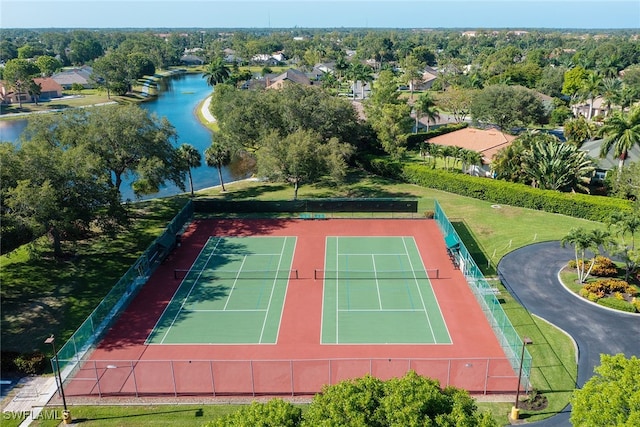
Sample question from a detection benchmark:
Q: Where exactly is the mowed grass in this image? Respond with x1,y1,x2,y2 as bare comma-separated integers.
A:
1,170,592,424
27,404,250,427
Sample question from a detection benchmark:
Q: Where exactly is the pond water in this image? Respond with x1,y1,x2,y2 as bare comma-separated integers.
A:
0,73,248,201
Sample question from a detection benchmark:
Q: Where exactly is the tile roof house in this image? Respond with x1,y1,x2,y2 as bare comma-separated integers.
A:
0,77,62,104
33,77,63,100
426,127,517,176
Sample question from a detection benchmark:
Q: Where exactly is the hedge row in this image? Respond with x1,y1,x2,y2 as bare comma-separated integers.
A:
405,122,469,150
359,156,633,222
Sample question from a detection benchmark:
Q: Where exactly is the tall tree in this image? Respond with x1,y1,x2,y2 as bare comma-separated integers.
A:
203,57,230,87
81,104,184,201
598,107,640,177
347,62,373,99
177,143,202,197
470,84,546,131
414,91,440,133
204,137,232,192
3,59,40,108
561,227,611,283
257,130,352,200
606,207,640,281
580,71,602,120
400,54,424,99
5,126,112,257
571,354,640,427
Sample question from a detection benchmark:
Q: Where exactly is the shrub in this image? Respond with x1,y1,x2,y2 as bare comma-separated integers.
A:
597,297,638,313
361,161,634,222
568,259,577,269
582,279,636,297
13,352,47,375
588,256,618,277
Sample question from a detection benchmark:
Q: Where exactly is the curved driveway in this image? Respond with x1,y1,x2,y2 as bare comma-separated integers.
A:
497,241,640,426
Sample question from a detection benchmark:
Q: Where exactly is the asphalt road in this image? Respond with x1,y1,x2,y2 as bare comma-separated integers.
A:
497,241,640,427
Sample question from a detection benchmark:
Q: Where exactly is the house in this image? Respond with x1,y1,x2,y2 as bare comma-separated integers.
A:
579,138,640,183
180,54,205,66
416,66,438,90
33,77,63,100
52,66,94,89
266,69,312,90
0,81,29,104
572,96,610,119
0,77,62,104
426,127,517,176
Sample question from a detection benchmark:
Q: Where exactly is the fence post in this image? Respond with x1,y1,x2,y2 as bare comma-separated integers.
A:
250,360,255,397
290,360,294,396
170,361,177,397
92,361,101,398
484,359,490,395
131,361,139,398
210,361,215,397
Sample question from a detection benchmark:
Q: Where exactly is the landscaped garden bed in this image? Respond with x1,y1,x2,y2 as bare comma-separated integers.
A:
560,256,640,313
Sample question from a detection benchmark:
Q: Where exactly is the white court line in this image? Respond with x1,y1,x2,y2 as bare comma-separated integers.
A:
159,237,223,344
372,254,382,310
186,309,266,312
258,237,288,343
223,256,248,310
338,308,424,312
336,237,340,344
402,237,437,342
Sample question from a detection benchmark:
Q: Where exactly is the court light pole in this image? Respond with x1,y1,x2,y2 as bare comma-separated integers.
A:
510,337,533,420
45,335,71,424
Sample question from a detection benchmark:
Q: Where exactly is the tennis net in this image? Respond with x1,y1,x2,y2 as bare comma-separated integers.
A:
175,269,299,280
314,269,439,280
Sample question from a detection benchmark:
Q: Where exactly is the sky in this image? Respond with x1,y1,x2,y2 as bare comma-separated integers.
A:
1,0,639,30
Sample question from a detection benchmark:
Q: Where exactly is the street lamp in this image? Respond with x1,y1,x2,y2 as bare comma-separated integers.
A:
45,335,71,424
510,336,533,421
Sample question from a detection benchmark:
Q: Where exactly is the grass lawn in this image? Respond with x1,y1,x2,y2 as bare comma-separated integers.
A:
27,404,250,427
1,171,595,424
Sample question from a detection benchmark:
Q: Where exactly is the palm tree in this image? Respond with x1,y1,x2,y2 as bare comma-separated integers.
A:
177,143,202,197
598,107,640,177
580,72,602,120
204,137,232,192
522,139,595,192
347,63,373,99
414,92,440,133
461,149,483,174
601,77,622,111
606,209,640,281
561,228,610,283
203,57,230,87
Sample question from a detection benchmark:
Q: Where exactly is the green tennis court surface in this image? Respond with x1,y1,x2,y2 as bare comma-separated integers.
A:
321,236,451,344
146,236,296,344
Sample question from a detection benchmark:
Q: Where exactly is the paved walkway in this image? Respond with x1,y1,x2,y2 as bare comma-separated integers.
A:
498,241,640,426
200,96,216,123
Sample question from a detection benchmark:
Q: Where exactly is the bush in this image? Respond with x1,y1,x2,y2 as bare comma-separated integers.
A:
405,122,469,150
581,279,636,298
597,297,638,313
13,352,47,375
575,256,619,277
397,163,633,222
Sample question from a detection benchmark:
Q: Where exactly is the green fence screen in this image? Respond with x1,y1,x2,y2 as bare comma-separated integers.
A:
433,200,532,390
54,200,195,374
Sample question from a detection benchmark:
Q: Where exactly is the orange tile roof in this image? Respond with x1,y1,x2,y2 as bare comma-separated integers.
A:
427,127,516,163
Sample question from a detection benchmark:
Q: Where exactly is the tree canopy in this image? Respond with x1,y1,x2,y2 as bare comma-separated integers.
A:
470,84,546,131
571,354,640,427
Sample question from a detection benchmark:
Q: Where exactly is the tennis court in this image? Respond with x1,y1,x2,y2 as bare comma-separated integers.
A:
321,236,451,344
146,236,297,344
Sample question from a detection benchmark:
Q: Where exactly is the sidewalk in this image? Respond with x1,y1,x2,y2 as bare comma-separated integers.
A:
2,376,60,426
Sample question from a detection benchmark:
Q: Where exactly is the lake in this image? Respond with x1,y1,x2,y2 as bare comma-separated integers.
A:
0,73,248,201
